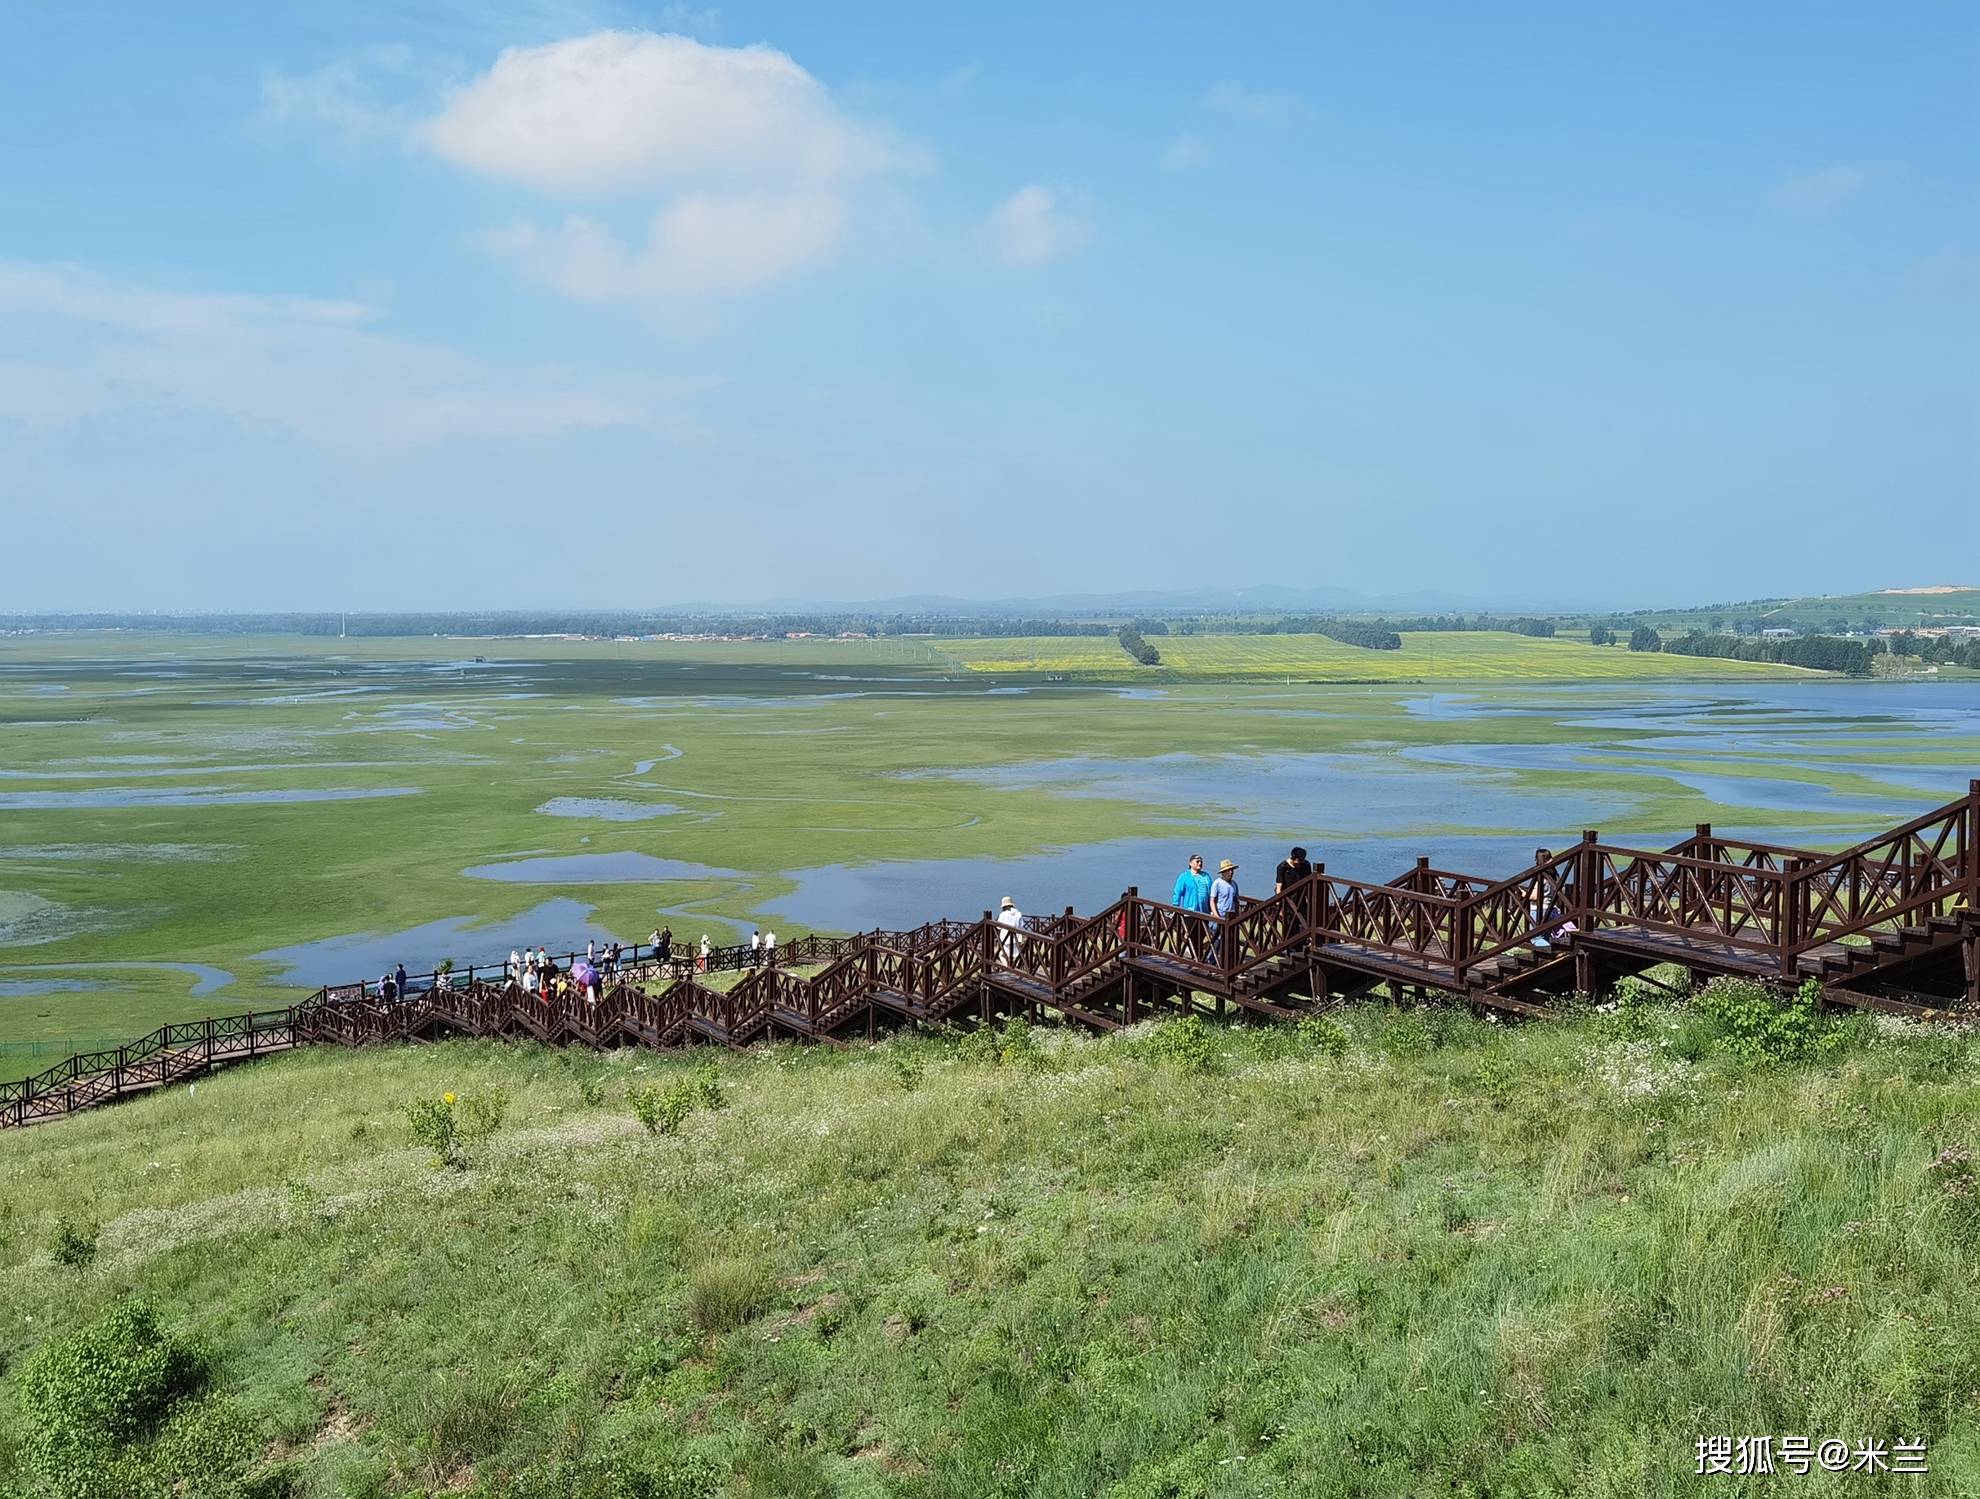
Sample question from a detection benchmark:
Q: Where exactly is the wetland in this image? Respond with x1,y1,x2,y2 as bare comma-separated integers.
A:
1,633,1974,1055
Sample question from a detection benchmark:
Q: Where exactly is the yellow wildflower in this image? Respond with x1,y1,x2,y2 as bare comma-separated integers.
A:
443,1092,456,1105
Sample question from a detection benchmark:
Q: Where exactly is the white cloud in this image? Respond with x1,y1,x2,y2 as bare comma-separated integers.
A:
1204,81,1304,122
415,30,924,301
0,262,708,449
1162,134,1211,172
1771,162,1874,216
988,186,1089,268
424,31,915,193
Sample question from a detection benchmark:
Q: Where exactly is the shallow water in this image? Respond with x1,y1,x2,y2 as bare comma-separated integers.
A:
535,798,683,821
462,852,737,884
911,750,1630,836
0,962,237,997
253,898,620,985
0,979,91,997
0,786,422,810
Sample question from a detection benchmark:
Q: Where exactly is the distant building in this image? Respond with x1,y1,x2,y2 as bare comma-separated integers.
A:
1759,627,1798,639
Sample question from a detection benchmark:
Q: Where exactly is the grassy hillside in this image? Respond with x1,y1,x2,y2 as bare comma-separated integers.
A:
5,997,1980,1497
933,632,1808,682
1637,588,1980,635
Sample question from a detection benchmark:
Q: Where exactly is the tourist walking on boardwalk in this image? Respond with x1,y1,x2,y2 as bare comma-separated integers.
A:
508,948,522,986
1529,850,1559,949
658,927,674,966
749,930,761,965
996,896,1025,965
1208,860,1240,967
763,930,777,964
379,971,395,1002
698,935,711,973
394,962,409,1000
1171,854,1211,912
606,940,621,976
1275,846,1311,895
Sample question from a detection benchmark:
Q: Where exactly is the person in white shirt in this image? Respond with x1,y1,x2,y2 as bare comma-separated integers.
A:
996,896,1024,964
507,949,522,986
749,931,761,964
763,931,777,964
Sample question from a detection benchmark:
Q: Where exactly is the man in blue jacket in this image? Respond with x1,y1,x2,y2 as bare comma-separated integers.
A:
1171,854,1211,912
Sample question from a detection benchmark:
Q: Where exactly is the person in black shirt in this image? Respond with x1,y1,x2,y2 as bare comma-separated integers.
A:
1275,846,1311,895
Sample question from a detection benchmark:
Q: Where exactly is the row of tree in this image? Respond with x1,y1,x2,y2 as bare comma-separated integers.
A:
1656,632,1876,675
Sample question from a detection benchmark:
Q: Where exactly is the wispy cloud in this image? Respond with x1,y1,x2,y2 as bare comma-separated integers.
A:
0,262,710,449
987,185,1090,268
1770,161,1875,216
258,46,430,147
1204,81,1305,122
1162,134,1211,172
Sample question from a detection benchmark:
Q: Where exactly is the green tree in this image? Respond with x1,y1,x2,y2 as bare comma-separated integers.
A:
1588,624,1614,646
1628,625,1662,653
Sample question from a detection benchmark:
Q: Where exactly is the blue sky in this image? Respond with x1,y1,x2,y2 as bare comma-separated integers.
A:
3,1,1975,610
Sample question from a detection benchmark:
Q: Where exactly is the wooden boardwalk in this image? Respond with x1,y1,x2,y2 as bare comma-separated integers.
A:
5,783,1976,1128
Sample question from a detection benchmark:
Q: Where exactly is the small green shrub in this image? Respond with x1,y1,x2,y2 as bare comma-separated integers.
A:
1145,1015,1217,1073
404,1089,505,1170
690,1062,726,1112
628,1083,694,1136
1692,977,1852,1067
16,1299,211,1499
687,1257,768,1332
577,1076,607,1109
885,1050,925,1092
1296,1013,1350,1057
1473,1050,1517,1106
50,1216,98,1270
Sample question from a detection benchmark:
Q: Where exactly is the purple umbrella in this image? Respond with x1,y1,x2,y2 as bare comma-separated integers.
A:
572,961,597,989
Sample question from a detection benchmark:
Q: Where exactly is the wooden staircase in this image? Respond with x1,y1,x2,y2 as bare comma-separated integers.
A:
7,782,1976,1128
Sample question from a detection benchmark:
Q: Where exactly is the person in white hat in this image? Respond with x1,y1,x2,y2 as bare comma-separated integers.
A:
996,895,1024,965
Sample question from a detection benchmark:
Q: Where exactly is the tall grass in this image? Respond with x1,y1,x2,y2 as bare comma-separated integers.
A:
2,1004,1978,1495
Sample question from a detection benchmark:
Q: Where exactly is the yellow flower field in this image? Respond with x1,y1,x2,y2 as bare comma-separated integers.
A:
932,631,1810,681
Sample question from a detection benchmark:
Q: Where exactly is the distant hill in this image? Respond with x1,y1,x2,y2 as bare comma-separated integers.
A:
1638,587,1980,633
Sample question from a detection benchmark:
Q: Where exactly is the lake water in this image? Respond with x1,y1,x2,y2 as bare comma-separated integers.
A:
766,682,1979,932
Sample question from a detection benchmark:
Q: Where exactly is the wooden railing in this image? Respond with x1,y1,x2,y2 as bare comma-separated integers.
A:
7,782,1975,1127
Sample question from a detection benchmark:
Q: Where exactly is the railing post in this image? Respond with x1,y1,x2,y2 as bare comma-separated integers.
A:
1695,822,1713,862
1452,892,1473,986
1577,833,1600,933
1968,780,1980,916
1124,887,1138,952
1782,856,1807,978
